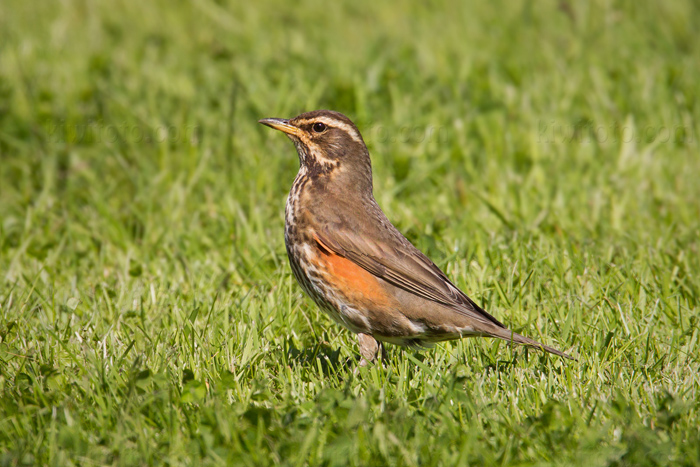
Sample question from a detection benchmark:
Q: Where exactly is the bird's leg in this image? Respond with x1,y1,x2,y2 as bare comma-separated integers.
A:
358,333,380,366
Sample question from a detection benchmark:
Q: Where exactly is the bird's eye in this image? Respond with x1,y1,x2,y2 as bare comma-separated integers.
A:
312,122,327,133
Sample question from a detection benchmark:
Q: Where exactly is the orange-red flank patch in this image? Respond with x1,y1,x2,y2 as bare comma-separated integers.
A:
313,235,394,308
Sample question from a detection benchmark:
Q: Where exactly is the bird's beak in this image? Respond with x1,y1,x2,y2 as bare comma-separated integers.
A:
258,118,304,138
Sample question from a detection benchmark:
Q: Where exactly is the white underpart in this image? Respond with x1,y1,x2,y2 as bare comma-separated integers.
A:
338,304,372,333
408,319,428,334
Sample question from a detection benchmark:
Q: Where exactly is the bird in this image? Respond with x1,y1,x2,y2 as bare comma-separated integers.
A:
259,110,572,364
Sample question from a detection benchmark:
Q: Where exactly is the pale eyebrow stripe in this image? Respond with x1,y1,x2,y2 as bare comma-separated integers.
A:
293,117,363,144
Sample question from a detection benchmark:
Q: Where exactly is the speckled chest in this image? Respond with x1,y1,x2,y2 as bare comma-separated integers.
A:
284,174,344,323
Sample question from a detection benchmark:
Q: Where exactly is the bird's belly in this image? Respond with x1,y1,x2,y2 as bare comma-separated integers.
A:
285,236,372,334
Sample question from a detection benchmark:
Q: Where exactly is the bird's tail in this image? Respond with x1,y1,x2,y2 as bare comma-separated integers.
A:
491,328,574,360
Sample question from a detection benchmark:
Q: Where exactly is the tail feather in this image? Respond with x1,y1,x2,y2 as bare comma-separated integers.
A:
492,328,574,360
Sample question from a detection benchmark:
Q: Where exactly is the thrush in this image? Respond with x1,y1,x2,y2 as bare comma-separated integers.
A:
260,110,572,364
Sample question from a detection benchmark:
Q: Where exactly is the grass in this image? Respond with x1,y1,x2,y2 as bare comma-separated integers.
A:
1,0,699,465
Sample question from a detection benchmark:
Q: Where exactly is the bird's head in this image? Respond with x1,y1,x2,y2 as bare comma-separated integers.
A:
259,110,373,192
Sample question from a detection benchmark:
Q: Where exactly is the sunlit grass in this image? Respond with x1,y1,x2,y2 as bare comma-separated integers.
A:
0,0,698,465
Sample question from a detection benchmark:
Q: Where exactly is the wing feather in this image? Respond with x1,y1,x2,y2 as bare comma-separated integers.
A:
314,228,505,328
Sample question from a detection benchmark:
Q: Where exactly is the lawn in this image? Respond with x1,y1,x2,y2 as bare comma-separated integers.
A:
1,0,699,465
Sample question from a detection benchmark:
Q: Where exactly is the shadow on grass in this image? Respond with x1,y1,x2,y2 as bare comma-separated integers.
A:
286,341,354,375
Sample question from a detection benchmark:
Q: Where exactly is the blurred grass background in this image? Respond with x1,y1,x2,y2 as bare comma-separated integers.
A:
1,0,699,465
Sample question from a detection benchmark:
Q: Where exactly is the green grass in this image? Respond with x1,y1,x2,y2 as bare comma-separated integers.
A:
1,0,699,465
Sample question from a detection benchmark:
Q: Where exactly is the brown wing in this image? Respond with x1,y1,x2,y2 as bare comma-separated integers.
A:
314,226,506,329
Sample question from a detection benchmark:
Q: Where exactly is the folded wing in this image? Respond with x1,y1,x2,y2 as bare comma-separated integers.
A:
314,226,506,329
